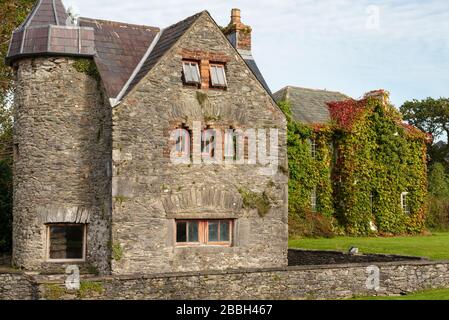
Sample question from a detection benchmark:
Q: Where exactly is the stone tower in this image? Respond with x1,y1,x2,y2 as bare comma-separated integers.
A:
6,0,111,273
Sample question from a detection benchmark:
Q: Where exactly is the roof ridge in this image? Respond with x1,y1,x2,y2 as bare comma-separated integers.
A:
79,17,159,30
163,10,206,31
286,85,350,97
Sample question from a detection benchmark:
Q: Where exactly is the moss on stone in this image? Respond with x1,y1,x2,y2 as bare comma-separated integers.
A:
112,243,123,261
114,195,129,206
239,188,271,217
72,58,100,80
43,283,65,300
196,91,208,106
78,281,104,299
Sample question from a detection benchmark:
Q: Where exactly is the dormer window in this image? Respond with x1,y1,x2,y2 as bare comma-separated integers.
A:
182,61,201,85
210,64,227,88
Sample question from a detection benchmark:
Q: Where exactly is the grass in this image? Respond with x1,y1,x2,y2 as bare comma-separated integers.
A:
289,232,449,261
353,288,449,300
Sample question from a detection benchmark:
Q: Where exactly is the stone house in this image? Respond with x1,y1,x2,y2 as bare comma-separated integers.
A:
274,86,429,235
6,0,288,274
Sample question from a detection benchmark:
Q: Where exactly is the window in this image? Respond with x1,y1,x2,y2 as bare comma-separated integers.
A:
182,61,201,85
210,64,227,87
175,220,233,246
311,187,317,212
47,224,86,261
202,127,216,158
401,192,411,215
309,139,317,158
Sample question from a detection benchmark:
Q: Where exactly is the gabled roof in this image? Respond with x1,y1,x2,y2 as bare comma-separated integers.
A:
121,12,204,99
79,18,160,98
273,86,349,124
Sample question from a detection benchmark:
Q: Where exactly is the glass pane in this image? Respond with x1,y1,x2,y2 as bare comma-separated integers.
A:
211,66,219,85
220,221,230,242
208,221,219,242
188,221,199,242
190,63,199,83
176,222,187,242
217,66,226,85
49,225,84,260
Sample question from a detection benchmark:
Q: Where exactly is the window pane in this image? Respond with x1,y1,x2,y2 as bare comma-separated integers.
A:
49,225,84,260
220,221,230,242
176,222,187,242
190,63,199,83
188,221,199,242
217,66,226,85
208,221,219,242
211,66,219,85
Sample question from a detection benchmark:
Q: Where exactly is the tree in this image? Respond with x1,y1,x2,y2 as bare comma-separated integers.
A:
429,163,449,198
400,97,449,145
0,0,35,253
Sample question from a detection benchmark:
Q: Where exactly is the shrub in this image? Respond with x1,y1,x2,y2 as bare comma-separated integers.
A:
289,210,336,239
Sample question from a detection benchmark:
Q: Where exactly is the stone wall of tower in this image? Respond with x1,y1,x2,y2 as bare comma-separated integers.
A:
12,57,112,274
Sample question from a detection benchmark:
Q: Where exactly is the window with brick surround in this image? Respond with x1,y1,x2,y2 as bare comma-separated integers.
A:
175,220,233,246
210,64,227,88
182,61,201,85
46,224,86,262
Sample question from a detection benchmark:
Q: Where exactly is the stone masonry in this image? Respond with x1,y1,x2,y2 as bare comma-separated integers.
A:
111,13,288,274
12,57,112,274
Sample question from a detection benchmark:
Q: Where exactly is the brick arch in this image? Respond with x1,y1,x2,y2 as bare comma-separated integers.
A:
162,187,243,216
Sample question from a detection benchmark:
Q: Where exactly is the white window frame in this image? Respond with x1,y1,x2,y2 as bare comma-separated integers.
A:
210,64,228,87
309,139,317,158
401,192,411,215
182,61,201,85
46,224,87,263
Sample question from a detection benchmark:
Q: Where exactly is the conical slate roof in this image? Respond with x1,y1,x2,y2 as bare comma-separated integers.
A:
18,0,69,28
6,0,95,65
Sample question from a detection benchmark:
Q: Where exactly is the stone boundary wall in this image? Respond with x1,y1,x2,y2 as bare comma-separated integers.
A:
2,260,449,300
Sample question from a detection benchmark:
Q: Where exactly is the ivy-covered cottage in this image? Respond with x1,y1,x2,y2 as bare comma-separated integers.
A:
6,0,288,275
274,86,429,236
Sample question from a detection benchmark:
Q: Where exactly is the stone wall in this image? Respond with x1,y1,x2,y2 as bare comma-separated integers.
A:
2,260,448,300
12,57,112,273
112,12,288,274
0,271,36,300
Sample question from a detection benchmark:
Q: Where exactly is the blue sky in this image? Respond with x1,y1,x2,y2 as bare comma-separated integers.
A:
65,0,449,107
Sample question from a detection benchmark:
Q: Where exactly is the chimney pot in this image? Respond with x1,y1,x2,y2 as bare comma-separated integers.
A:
231,8,241,24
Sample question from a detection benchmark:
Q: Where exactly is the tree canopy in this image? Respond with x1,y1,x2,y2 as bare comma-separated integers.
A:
400,97,449,145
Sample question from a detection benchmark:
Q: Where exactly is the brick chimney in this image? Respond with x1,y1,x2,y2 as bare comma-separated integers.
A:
223,8,252,54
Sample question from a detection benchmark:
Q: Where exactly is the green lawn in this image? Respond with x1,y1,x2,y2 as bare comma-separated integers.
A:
289,232,449,261
353,289,449,300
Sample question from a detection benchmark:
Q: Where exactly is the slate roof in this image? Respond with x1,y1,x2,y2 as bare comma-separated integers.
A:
79,18,160,98
122,12,203,98
273,86,350,124
19,0,68,28
6,0,95,65
8,3,274,105
243,57,271,95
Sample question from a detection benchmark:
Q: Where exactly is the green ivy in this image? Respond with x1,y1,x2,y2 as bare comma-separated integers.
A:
279,96,428,237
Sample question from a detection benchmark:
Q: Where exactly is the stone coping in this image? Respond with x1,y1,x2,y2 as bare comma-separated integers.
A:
27,259,449,284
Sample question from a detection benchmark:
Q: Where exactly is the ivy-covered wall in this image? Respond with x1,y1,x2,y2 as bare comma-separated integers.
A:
280,91,429,236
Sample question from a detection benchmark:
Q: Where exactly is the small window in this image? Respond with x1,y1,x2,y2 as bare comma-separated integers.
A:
182,61,201,84
210,64,227,87
401,192,411,215
311,187,317,212
202,127,216,158
309,139,317,158
175,220,233,246
47,224,86,261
